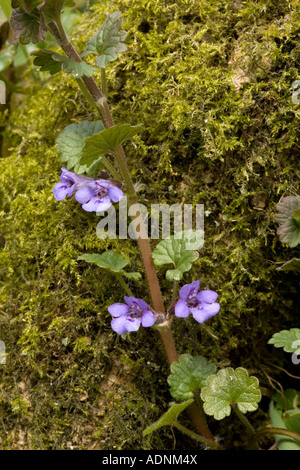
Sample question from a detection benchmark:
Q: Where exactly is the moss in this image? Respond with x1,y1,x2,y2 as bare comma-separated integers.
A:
0,0,299,450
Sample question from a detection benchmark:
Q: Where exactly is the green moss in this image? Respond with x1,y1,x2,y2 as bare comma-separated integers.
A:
0,0,299,450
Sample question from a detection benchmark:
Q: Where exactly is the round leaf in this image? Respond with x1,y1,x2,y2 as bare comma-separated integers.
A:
56,120,104,174
167,354,217,402
268,328,300,353
152,230,201,280
275,196,300,247
78,251,130,273
201,367,261,420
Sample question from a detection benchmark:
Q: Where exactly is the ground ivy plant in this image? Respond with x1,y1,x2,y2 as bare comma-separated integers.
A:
8,1,300,450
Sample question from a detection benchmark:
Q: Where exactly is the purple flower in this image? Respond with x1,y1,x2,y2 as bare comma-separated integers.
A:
75,180,124,212
108,296,155,334
175,280,220,323
53,167,92,201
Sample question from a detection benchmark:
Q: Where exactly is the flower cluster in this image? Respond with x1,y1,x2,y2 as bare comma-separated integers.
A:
107,281,220,334
53,167,124,212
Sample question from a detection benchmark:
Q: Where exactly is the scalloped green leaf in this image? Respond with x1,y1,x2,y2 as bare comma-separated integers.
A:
167,354,217,402
80,123,143,167
152,230,201,281
32,49,62,75
201,367,261,420
56,120,105,174
143,399,194,436
268,329,300,353
275,196,300,247
78,251,130,272
81,11,127,69
10,7,46,44
78,252,141,281
32,49,96,77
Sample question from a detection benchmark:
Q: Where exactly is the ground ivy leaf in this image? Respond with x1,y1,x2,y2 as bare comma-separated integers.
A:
152,230,201,281
32,49,62,75
167,354,217,402
143,400,194,436
268,329,300,353
201,367,261,420
276,258,300,273
78,251,131,273
32,50,96,77
81,11,127,69
275,195,300,247
56,120,105,174
80,124,143,167
10,7,46,44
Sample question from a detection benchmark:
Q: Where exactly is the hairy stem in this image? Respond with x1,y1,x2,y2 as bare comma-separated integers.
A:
232,403,260,450
114,273,134,297
174,420,223,450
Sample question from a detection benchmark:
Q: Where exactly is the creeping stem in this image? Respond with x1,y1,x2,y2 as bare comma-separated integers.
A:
47,15,217,444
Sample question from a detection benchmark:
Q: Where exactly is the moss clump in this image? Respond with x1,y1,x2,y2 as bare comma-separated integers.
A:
0,0,299,449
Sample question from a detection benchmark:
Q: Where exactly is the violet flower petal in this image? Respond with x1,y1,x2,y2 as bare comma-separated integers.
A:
197,290,218,304
175,299,190,317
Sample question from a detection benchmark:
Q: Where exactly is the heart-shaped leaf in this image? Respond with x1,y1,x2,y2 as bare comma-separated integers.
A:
275,196,300,247
81,11,127,69
143,399,194,436
56,120,105,174
268,329,300,353
152,230,201,281
80,123,143,167
167,354,217,402
201,367,261,420
78,251,141,280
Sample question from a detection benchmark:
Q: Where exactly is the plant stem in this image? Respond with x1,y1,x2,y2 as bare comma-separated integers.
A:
114,273,133,297
174,420,223,450
46,16,217,445
255,427,300,444
232,403,260,450
101,68,108,96
171,280,179,304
